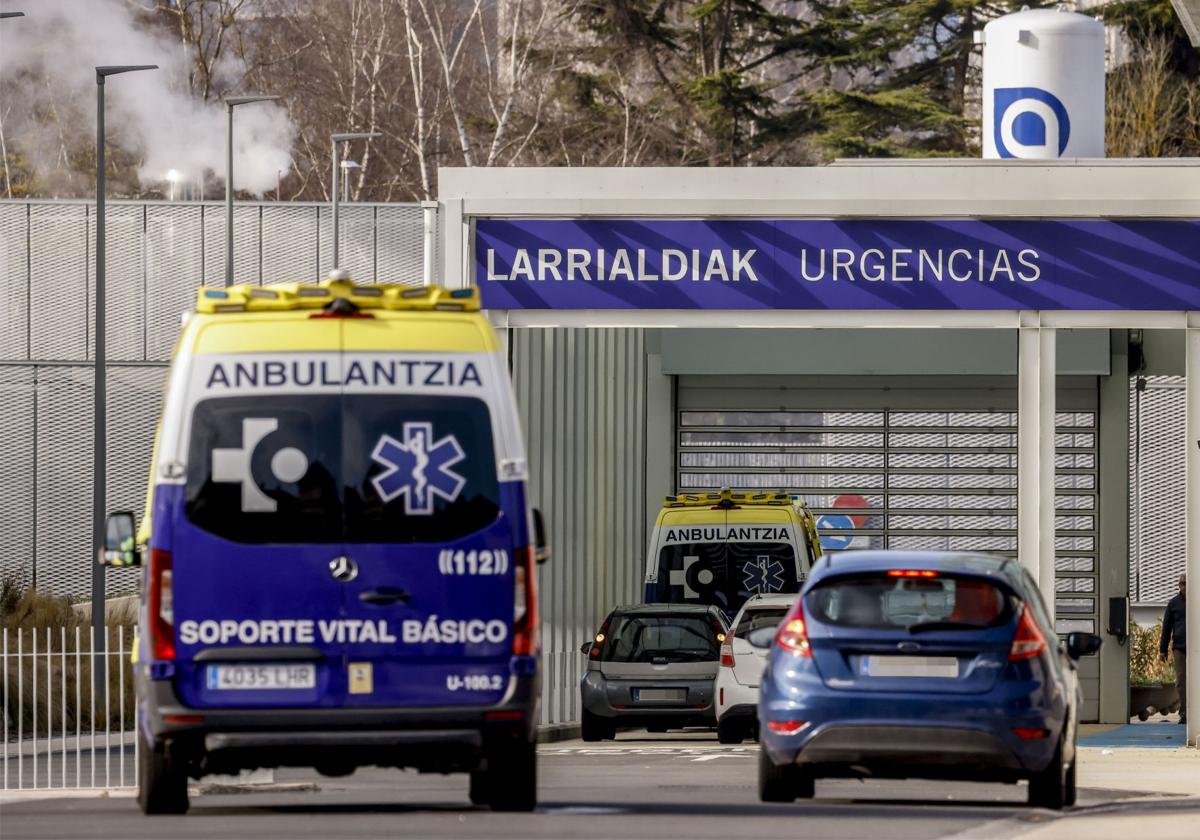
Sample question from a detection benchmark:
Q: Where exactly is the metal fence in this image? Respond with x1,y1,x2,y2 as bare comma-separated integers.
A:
2,626,136,790
0,200,430,596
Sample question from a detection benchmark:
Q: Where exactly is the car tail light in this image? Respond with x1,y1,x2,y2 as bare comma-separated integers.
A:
1008,603,1047,661
767,720,808,734
775,601,812,658
886,569,938,578
148,548,175,661
588,617,611,660
513,546,539,656
720,640,735,668
1011,727,1050,740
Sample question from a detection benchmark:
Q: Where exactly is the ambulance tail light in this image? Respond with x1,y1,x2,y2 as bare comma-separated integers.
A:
148,548,175,661
513,546,539,657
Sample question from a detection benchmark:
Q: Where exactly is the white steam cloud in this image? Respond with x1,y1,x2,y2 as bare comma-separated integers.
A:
0,0,293,195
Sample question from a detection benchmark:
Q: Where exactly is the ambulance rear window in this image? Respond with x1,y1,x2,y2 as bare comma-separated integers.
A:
185,394,500,544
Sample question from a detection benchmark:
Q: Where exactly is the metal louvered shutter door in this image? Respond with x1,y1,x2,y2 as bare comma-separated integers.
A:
1130,376,1186,604
0,203,28,360
675,384,1099,637
0,367,35,587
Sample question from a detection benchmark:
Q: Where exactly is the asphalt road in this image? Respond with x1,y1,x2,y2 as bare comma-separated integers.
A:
3,732,1193,840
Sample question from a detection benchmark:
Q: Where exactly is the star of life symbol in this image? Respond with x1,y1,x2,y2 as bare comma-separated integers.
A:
370,422,466,515
742,555,786,595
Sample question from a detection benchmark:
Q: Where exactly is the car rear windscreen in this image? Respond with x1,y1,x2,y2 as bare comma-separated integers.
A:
804,575,1013,631
602,614,720,663
733,607,790,639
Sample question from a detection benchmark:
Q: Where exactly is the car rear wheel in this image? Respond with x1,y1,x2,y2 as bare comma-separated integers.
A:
1028,736,1069,810
483,736,537,812
717,718,745,744
581,710,615,742
136,728,189,815
758,748,814,802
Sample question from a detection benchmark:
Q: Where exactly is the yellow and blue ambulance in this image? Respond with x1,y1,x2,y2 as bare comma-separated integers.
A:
103,273,545,814
643,489,822,616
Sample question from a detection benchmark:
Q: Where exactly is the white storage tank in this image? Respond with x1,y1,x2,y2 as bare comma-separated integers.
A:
982,5,1105,159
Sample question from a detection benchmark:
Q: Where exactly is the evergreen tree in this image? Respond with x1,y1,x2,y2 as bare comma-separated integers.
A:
810,1,1049,157
565,1,843,165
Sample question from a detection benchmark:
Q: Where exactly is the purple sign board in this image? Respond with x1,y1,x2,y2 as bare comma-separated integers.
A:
474,218,1200,310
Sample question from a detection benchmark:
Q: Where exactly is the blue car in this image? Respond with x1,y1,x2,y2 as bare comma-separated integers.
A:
755,551,1101,809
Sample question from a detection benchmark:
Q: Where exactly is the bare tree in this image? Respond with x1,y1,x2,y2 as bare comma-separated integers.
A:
1107,35,1198,158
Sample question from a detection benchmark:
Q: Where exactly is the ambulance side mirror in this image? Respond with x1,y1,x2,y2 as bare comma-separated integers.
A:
99,512,140,567
532,508,550,565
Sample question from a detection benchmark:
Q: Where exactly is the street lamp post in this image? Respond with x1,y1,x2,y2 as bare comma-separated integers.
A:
330,132,380,269
94,64,156,694
223,95,280,286
339,160,361,203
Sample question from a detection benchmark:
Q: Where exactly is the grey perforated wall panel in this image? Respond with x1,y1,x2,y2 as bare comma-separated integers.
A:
677,375,1101,717
262,205,319,284
375,205,427,284
33,366,94,596
0,203,28,360
29,205,89,361
204,204,261,286
0,199,429,596
146,205,205,360
98,205,147,362
319,205,376,281
0,367,35,587
1130,376,1186,605
510,328,649,726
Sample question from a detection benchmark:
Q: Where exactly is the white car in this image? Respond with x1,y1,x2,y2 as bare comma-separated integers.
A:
715,593,796,744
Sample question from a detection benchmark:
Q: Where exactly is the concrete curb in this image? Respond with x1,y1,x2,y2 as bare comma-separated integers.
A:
537,723,581,743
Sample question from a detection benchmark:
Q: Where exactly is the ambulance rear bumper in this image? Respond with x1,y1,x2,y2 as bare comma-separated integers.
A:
139,672,539,775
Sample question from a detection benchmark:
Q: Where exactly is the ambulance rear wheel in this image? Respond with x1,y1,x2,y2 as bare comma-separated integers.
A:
484,736,537,812
137,728,189,815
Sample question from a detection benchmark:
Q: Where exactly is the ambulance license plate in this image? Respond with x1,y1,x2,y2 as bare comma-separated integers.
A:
206,664,316,690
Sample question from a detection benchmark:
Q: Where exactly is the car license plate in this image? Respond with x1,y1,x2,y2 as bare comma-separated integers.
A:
206,663,316,690
864,656,958,678
635,688,686,703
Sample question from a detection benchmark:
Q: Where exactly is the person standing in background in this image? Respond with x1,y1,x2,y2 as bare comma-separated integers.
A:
1160,574,1187,725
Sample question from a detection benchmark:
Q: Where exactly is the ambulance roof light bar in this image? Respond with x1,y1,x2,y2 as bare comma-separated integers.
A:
663,487,793,509
194,272,480,314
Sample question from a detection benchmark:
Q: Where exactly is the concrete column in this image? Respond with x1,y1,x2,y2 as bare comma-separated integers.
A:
1039,327,1057,602
1185,323,1200,747
1018,324,1042,593
1098,330,1130,724
440,198,465,289
421,199,438,284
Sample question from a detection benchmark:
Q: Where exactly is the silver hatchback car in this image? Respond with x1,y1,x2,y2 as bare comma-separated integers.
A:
579,604,729,741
